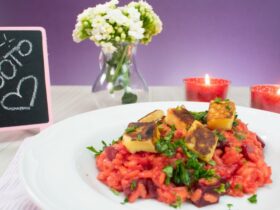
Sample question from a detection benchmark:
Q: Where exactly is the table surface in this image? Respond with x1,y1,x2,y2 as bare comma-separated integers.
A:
0,85,250,176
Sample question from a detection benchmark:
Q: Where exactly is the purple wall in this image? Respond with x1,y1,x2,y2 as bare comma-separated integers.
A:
1,0,280,86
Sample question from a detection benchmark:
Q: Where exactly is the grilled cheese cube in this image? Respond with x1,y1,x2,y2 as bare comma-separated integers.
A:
207,100,236,130
165,106,194,133
122,122,159,153
186,121,218,162
138,110,165,123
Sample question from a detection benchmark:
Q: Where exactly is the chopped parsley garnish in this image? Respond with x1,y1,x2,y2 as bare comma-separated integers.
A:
125,125,138,133
233,114,239,127
172,155,215,187
226,104,231,111
174,140,189,155
173,160,191,186
170,196,182,208
234,132,246,140
137,134,142,141
234,183,242,190
163,165,173,185
158,137,216,187
232,120,239,127
130,180,137,190
86,140,107,157
225,182,231,190
121,197,129,205
208,160,216,166
110,188,120,196
214,97,223,103
214,130,226,142
111,139,118,145
155,126,177,157
214,183,226,194
214,97,230,104
156,137,189,158
227,203,233,210
164,125,176,141
101,140,108,147
155,139,176,157
235,146,242,153
86,146,102,157
87,139,117,157
248,194,257,204
215,182,230,194
187,154,216,181
157,124,163,130
190,111,208,123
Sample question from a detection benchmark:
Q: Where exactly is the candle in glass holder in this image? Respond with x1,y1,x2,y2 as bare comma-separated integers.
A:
251,85,280,113
184,74,230,102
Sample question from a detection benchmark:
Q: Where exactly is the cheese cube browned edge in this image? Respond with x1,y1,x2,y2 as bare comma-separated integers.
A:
186,121,218,162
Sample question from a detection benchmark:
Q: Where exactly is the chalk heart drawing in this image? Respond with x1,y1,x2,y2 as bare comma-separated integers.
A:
1,75,38,111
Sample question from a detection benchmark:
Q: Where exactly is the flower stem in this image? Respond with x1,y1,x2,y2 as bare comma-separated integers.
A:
111,45,128,83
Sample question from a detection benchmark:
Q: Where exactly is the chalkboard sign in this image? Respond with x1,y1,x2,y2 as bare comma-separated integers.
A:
0,27,52,131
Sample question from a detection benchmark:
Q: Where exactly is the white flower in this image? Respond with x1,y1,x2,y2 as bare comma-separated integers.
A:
72,19,93,43
101,42,116,54
94,0,119,15
73,0,162,45
90,16,113,42
128,21,144,40
72,22,83,43
77,7,95,21
104,8,129,26
123,5,144,40
104,0,119,8
154,14,163,34
72,32,81,43
126,6,141,21
138,0,152,10
128,0,152,11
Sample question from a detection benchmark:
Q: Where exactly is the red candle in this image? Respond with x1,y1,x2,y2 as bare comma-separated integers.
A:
184,74,230,102
251,85,280,113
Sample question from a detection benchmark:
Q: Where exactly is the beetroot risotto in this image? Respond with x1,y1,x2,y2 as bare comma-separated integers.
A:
87,99,272,208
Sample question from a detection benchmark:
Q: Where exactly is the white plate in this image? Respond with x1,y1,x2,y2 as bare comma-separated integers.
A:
21,102,280,210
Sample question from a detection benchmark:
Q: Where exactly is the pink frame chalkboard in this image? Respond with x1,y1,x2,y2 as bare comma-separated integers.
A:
0,27,52,131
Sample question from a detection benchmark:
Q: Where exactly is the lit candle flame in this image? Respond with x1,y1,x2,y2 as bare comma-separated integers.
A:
277,88,280,95
205,74,210,86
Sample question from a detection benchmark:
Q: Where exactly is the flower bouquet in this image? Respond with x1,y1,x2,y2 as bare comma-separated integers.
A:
73,0,162,106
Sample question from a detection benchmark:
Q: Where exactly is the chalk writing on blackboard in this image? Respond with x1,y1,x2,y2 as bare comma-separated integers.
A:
3,39,33,67
0,33,15,48
0,75,38,111
0,32,38,111
0,77,4,89
0,59,17,81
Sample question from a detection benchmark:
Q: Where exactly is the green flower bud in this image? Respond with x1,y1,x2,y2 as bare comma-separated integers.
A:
121,33,126,39
115,36,120,42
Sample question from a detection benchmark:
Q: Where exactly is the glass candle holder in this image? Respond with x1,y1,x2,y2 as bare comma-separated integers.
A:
184,75,230,102
251,85,280,113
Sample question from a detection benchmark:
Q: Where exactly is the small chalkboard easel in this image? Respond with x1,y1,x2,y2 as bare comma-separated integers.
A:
0,27,52,132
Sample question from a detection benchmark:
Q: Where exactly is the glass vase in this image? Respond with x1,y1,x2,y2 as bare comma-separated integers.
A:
92,43,149,108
